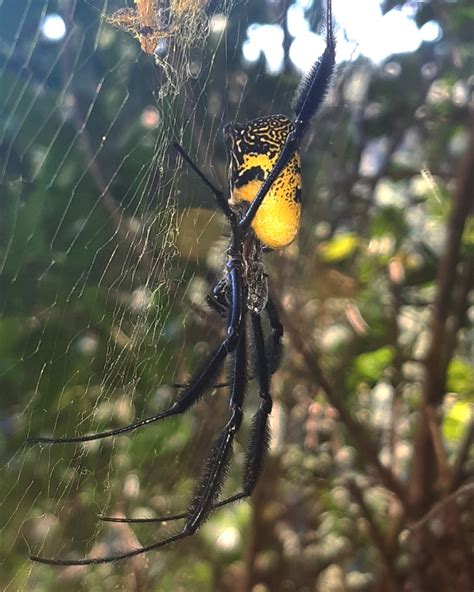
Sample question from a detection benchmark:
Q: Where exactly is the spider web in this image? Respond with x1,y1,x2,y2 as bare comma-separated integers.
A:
0,0,249,588
2,0,345,585
3,0,465,589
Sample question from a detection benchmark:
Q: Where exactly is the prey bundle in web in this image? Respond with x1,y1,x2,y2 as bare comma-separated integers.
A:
106,0,228,97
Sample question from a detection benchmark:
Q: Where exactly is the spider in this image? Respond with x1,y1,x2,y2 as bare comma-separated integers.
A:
29,0,335,566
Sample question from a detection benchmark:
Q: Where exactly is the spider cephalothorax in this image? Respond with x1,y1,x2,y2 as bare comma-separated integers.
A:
29,0,335,566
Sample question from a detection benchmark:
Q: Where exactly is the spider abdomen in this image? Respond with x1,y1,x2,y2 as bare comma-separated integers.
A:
226,115,302,249
233,173,301,249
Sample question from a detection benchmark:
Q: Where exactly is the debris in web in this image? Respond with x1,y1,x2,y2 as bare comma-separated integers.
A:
106,0,212,96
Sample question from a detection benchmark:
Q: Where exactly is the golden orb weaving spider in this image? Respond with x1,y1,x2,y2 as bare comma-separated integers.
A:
29,0,335,566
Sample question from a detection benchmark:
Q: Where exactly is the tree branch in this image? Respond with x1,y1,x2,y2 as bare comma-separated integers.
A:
277,303,407,505
447,418,474,494
408,103,474,514
346,479,400,592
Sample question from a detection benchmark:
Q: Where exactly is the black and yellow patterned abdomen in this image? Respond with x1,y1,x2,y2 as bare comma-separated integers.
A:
225,115,301,249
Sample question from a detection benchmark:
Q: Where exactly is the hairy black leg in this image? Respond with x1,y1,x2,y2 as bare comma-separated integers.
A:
176,312,274,513
31,300,247,566
230,312,273,498
204,313,273,508
172,142,234,219
186,323,246,528
206,279,228,317
28,257,244,446
174,298,281,391
240,0,335,232
101,311,275,526
27,341,229,445
265,297,284,374
31,346,246,565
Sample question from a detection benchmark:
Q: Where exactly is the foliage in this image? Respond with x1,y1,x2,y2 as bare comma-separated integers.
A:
0,0,473,591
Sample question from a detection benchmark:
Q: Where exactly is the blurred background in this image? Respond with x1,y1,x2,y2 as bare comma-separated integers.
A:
0,0,473,590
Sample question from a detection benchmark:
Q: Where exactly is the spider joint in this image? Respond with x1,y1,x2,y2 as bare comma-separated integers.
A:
226,256,244,272
230,407,243,430
224,327,241,351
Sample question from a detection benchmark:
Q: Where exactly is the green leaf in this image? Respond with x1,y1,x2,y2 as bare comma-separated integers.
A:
319,233,359,262
371,206,408,243
462,216,474,256
442,401,472,443
350,346,395,387
447,358,474,399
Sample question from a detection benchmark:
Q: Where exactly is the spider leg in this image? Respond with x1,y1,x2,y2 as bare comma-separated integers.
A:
292,0,335,136
172,142,234,219
185,322,246,524
30,310,246,565
211,312,273,506
100,309,274,526
265,296,284,375
223,312,274,495
30,254,247,565
240,0,335,232
206,279,228,317
27,344,227,445
173,298,282,390
31,303,247,566
28,261,244,446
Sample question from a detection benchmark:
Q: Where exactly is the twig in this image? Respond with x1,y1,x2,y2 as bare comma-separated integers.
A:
408,482,474,532
426,405,450,491
408,103,474,514
277,303,407,505
346,479,400,591
445,257,474,363
447,418,474,494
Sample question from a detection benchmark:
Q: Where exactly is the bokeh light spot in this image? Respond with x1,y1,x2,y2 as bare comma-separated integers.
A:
40,13,67,42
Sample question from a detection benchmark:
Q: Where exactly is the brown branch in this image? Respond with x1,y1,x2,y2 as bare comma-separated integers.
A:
426,405,450,491
277,303,407,505
445,257,474,362
386,262,405,486
346,479,400,591
425,105,474,406
408,482,474,532
235,457,284,592
447,418,474,494
408,103,474,515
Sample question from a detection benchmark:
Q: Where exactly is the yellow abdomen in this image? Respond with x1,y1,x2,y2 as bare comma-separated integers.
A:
233,176,301,249
226,115,302,250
